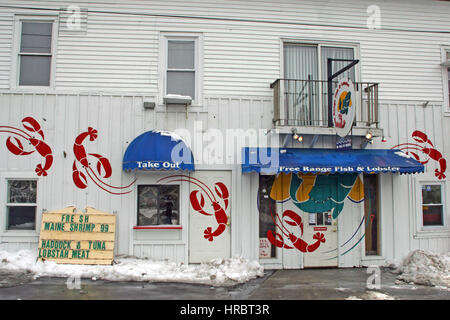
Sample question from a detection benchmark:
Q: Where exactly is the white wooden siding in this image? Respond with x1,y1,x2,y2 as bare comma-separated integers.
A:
0,0,449,101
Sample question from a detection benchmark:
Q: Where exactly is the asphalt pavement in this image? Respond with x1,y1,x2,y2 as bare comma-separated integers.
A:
0,267,448,300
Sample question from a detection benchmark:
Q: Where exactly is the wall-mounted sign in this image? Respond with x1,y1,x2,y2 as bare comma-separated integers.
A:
332,79,356,137
38,207,116,265
336,136,352,150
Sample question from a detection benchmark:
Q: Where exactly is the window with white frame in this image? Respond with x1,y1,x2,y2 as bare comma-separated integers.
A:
15,18,56,87
137,185,180,226
282,41,358,126
6,180,37,230
421,183,445,227
441,47,450,112
161,34,202,103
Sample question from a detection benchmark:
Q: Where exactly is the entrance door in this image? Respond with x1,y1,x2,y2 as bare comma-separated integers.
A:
188,171,231,263
303,182,338,268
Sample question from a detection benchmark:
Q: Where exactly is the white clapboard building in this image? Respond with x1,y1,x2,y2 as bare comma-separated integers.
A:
0,0,449,269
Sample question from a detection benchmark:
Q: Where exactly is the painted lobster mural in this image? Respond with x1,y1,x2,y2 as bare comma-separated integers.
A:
392,130,446,180
72,127,136,194
0,117,53,176
267,205,325,253
158,175,229,241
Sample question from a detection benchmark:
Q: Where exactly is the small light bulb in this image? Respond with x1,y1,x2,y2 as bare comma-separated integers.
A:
298,136,303,142
293,133,299,140
365,132,373,140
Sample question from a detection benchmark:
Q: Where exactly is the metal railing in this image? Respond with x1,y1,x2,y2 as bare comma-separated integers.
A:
271,78,379,128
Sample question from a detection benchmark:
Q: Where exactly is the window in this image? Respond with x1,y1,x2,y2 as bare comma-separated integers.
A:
6,180,37,230
421,184,444,226
308,212,332,226
160,34,202,104
167,40,195,99
137,185,180,226
282,42,358,126
258,175,277,259
16,19,55,86
364,174,380,256
440,47,450,114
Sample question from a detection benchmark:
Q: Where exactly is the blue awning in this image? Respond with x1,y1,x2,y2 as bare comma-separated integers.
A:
123,130,195,171
242,147,424,175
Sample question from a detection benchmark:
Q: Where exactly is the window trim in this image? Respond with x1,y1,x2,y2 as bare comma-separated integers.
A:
136,183,181,228
0,172,41,236
159,32,203,106
440,46,450,115
11,15,59,90
414,175,449,237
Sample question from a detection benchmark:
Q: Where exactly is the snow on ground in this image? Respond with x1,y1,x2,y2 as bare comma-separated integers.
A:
395,250,450,289
0,250,264,287
346,291,395,300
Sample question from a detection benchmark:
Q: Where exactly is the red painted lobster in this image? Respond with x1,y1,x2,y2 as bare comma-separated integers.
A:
0,117,53,176
72,127,136,194
158,175,229,241
267,206,325,253
392,130,447,180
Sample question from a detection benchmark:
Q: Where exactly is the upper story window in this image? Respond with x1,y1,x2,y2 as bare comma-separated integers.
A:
13,16,57,88
160,33,203,105
441,47,450,114
283,43,356,82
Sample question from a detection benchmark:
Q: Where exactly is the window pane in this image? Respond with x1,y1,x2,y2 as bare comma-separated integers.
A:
284,44,318,80
258,175,277,259
364,174,379,256
8,180,37,203
21,22,52,53
158,185,180,225
19,55,51,86
7,206,36,230
422,185,442,204
138,185,159,225
168,40,194,69
137,185,180,225
423,205,443,226
321,46,355,82
167,71,195,99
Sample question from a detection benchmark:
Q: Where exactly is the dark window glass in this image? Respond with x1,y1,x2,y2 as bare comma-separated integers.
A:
258,175,277,259
7,206,36,230
137,185,180,225
364,174,379,256
18,21,52,86
422,184,444,226
6,180,37,230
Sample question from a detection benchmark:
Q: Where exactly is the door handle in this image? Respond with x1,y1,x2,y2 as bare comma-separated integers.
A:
226,216,230,226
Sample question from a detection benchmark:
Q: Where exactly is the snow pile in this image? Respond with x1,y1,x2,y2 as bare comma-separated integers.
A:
0,250,264,287
396,250,450,288
346,291,395,300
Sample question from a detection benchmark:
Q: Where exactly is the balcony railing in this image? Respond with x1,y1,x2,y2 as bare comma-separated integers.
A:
271,78,379,129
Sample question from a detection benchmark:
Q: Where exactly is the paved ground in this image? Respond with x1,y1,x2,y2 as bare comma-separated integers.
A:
0,268,448,300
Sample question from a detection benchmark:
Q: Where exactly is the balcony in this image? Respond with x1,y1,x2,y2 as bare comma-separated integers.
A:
271,79,382,137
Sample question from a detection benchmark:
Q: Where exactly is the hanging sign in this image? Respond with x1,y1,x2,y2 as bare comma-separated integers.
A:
38,206,116,265
332,79,356,137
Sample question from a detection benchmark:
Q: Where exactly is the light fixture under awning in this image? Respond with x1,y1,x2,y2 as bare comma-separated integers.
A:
242,148,424,175
123,130,195,171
